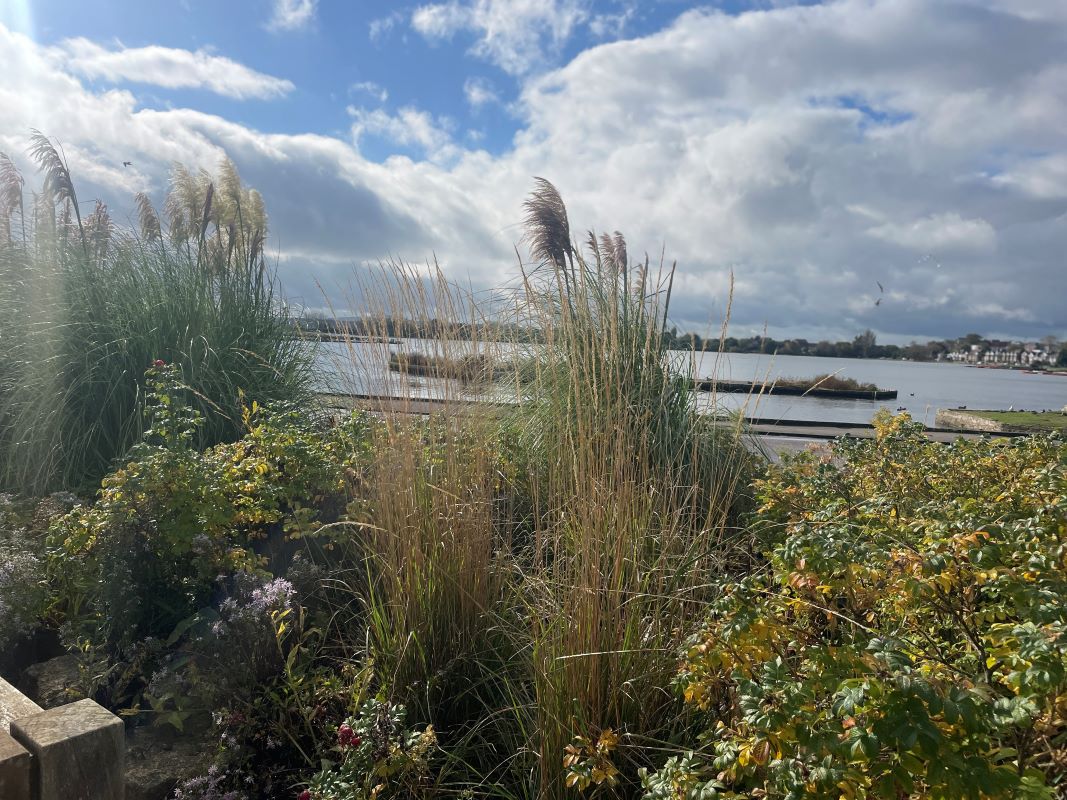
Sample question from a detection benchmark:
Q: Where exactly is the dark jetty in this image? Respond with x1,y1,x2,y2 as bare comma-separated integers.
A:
695,379,897,400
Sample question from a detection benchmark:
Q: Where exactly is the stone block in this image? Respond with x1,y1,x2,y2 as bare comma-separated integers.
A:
0,676,42,731
12,699,125,800
0,729,31,800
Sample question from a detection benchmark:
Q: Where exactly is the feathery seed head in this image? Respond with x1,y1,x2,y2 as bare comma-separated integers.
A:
522,177,572,271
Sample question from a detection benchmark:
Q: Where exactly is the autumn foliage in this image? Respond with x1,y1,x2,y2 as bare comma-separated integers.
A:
654,413,1067,799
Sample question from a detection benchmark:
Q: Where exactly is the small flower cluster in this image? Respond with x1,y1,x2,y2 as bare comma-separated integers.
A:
0,535,47,650
212,576,295,638
172,764,246,800
250,577,296,613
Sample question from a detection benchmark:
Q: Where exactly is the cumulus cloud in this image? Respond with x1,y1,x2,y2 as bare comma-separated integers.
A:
349,105,457,162
53,38,294,99
411,0,588,75
267,0,317,32
463,76,498,108
2,0,1066,343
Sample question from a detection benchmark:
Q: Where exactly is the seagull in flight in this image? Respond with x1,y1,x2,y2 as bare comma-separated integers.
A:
876,281,884,293
122,161,132,168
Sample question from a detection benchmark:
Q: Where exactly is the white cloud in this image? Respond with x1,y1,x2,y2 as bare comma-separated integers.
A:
867,213,997,253
350,80,388,104
2,0,1066,342
993,154,1067,199
588,6,634,40
267,0,317,32
349,105,457,161
463,76,498,108
411,0,588,75
369,11,406,42
54,38,293,99
411,2,471,38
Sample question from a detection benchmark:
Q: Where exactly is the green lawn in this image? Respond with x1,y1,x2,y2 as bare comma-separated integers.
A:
968,409,1067,432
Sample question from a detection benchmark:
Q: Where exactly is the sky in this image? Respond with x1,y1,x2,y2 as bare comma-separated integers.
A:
1,0,1065,344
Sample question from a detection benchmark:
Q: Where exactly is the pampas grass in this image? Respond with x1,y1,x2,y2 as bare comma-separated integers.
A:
319,180,755,800
0,132,312,493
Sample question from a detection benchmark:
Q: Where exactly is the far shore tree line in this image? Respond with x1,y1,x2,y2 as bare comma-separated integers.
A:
665,329,1067,365
294,315,1067,366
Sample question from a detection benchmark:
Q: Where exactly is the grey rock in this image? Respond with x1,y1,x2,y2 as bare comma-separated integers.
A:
125,725,215,800
21,654,86,709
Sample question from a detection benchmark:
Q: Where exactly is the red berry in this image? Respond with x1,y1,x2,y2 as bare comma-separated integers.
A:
298,791,311,800
153,359,166,367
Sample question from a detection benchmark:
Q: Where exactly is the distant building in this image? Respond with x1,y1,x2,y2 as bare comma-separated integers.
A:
945,341,1051,365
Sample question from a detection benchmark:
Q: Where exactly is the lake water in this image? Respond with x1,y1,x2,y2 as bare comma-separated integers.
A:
691,352,1067,425
314,341,1067,427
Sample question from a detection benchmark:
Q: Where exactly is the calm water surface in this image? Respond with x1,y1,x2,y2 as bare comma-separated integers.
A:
692,352,1067,425
315,341,1067,426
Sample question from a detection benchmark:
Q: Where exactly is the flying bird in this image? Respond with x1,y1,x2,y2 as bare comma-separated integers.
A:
874,298,882,307
876,281,884,293
122,161,132,168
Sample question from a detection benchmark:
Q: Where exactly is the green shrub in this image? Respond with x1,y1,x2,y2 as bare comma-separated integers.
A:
303,699,439,800
648,413,1067,799
48,362,370,654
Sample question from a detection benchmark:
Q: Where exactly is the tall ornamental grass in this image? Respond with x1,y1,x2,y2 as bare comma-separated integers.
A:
325,180,755,800
0,133,312,493
511,179,754,799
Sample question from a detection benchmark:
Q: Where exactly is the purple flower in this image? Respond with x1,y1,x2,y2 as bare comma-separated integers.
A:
249,578,295,614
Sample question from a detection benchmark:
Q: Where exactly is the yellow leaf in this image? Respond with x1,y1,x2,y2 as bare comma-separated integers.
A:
598,728,619,749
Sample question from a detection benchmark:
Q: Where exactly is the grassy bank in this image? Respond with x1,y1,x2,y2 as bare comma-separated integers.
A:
965,409,1067,432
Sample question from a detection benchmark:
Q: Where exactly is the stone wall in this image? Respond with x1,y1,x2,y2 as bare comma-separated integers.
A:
0,676,124,800
934,409,1007,432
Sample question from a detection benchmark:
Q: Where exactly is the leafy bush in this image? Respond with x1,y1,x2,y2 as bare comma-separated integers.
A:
0,493,71,656
648,413,1067,799
48,362,370,653
303,699,438,800
165,567,374,795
